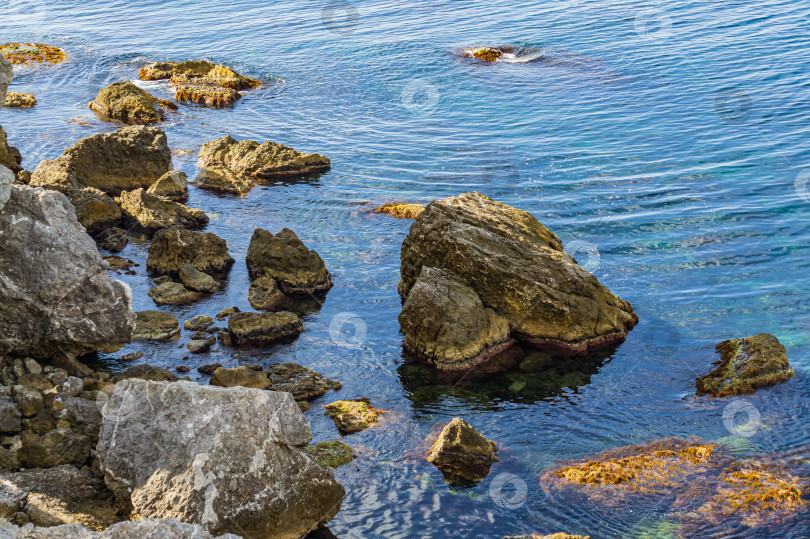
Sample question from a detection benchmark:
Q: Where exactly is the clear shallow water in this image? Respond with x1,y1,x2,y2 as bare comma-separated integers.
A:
3,0,810,537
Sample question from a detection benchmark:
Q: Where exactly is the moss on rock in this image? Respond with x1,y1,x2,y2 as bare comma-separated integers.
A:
305,441,355,468
323,399,383,434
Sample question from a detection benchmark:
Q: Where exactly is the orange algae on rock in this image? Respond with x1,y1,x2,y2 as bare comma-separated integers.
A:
375,202,425,219
0,43,66,67
473,47,504,62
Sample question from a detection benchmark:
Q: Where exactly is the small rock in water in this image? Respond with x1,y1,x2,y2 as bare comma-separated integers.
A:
197,363,222,375
110,364,177,383
103,255,137,273
186,339,211,354
209,366,269,389
117,188,208,234
227,311,304,346
246,228,332,295
176,365,191,373
132,311,180,341
198,134,330,178
248,275,286,310
427,417,498,484
120,351,143,361
147,226,234,277
148,282,200,306
374,202,425,219
152,275,173,285
183,315,214,331
0,43,67,67
696,333,795,397
5,92,36,108
89,81,163,124
266,362,342,401
179,263,219,293
323,399,382,434
216,306,240,320
216,329,233,347
305,440,355,468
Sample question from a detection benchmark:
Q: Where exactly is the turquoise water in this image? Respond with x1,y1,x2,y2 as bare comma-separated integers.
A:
3,0,810,537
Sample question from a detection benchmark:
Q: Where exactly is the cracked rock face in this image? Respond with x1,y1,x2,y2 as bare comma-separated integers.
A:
0,185,134,358
399,192,638,358
30,126,171,196
97,379,345,537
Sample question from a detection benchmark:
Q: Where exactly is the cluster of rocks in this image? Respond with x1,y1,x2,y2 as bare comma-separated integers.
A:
397,192,638,371
140,60,262,108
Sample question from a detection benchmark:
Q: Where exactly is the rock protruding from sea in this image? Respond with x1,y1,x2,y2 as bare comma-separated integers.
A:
139,60,261,108
696,333,795,397
147,226,234,277
88,81,163,124
4,92,36,108
117,188,208,234
198,134,330,179
97,379,345,537
0,184,134,358
399,266,513,371
30,126,172,195
246,227,333,296
227,311,304,346
427,417,498,484
399,193,638,361
146,170,188,202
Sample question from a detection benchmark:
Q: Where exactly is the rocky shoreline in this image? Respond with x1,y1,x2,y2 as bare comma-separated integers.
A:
0,43,807,538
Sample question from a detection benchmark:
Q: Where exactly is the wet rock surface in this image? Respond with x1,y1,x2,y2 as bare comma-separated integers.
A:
266,362,342,401
246,227,333,295
198,134,330,178
427,417,498,484
227,311,304,346
97,379,345,537
132,311,180,341
30,126,171,196
399,193,637,360
399,266,513,371
374,202,425,219
139,60,261,108
210,366,270,389
194,166,253,194
5,92,36,108
323,399,383,434
117,188,207,234
696,333,795,397
0,185,134,358
305,441,355,468
147,281,200,305
248,275,286,310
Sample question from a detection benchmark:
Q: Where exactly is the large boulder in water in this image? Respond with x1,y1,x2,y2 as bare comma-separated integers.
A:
198,135,330,179
246,227,333,295
97,379,345,537
398,192,637,357
147,226,233,277
0,183,134,359
398,266,513,371
30,126,172,195
88,81,163,124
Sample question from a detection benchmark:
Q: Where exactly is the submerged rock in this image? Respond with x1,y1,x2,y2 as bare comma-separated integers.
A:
210,366,270,389
194,166,254,195
5,92,36,108
0,185,134,358
198,134,330,178
183,315,214,331
305,441,355,468
248,275,286,310
145,170,188,202
132,310,180,341
266,362,342,401
399,193,637,357
0,43,66,67
147,281,200,306
227,311,304,346
427,417,498,484
374,202,425,219
696,333,795,397
30,126,172,195
323,399,382,434
117,188,208,233
147,226,234,277
97,379,345,537
88,81,163,124
246,227,333,295
399,266,513,371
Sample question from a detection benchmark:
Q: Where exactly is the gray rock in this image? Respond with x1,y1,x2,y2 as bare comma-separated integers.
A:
0,399,21,433
29,126,171,196
0,165,12,211
0,54,12,109
0,517,240,537
97,380,344,537
0,186,134,359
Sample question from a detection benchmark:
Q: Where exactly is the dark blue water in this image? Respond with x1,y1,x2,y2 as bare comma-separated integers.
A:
2,0,810,537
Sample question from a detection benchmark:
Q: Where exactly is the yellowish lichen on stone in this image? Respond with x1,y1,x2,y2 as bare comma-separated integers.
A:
375,202,425,219
323,399,383,434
